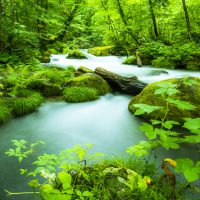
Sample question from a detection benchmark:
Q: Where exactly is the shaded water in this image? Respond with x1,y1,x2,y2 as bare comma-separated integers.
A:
0,51,200,199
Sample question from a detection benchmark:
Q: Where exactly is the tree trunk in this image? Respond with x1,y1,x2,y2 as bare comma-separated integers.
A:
148,0,158,39
181,0,192,39
95,67,147,95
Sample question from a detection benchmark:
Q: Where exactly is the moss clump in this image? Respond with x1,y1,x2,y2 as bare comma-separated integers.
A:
10,90,44,116
67,50,87,59
40,56,51,63
63,86,99,103
0,101,11,124
128,77,200,122
152,57,176,69
122,56,137,65
65,73,110,95
88,46,115,56
75,66,93,76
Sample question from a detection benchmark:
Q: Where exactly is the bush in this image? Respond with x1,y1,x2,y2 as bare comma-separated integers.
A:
63,86,99,103
152,57,176,69
67,50,87,59
0,101,11,124
10,90,43,116
122,56,137,65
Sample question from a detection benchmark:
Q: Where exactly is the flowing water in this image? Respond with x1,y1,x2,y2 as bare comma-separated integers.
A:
0,51,200,200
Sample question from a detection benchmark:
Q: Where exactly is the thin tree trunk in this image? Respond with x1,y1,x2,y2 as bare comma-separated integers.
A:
181,0,192,39
148,0,158,39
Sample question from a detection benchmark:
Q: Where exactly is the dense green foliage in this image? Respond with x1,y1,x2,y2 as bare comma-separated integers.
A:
63,86,99,103
0,0,199,69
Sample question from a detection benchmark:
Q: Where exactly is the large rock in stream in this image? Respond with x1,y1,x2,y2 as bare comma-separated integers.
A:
128,77,200,122
95,67,147,95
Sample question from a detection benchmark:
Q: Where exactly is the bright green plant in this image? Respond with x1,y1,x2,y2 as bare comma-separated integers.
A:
10,90,44,116
127,78,200,198
5,141,169,199
0,101,11,124
63,86,99,103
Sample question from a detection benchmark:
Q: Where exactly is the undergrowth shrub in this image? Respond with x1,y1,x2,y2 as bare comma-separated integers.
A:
0,101,11,124
122,56,137,65
10,90,43,116
152,57,176,69
5,142,167,200
63,86,99,103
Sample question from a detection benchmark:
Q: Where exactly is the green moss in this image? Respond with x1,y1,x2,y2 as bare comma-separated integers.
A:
75,66,93,76
88,46,115,56
152,57,176,69
65,73,110,95
122,56,137,65
10,90,44,116
0,101,11,124
128,77,200,122
40,56,51,63
63,86,99,103
67,50,87,59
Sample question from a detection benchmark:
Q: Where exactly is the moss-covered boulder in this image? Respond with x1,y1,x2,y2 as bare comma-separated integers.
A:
27,79,61,97
63,86,99,103
152,57,176,69
40,56,51,63
122,56,137,65
67,50,87,59
88,46,115,56
65,73,110,95
128,77,200,122
75,66,93,77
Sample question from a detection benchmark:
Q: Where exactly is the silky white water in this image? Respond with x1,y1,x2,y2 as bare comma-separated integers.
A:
0,51,200,200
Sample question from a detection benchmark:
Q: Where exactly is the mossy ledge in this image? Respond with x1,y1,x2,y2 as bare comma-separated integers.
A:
128,77,200,122
65,73,111,95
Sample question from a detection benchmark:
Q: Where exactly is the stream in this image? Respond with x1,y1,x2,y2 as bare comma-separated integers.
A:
0,51,200,200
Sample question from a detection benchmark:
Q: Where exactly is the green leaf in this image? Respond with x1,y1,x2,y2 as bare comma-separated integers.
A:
183,118,200,134
82,191,93,197
58,171,72,190
167,99,196,111
133,104,162,115
28,179,40,188
176,158,200,183
162,120,179,129
126,141,152,157
140,123,156,140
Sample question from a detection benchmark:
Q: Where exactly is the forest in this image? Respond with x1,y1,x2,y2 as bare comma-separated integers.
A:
0,0,200,200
